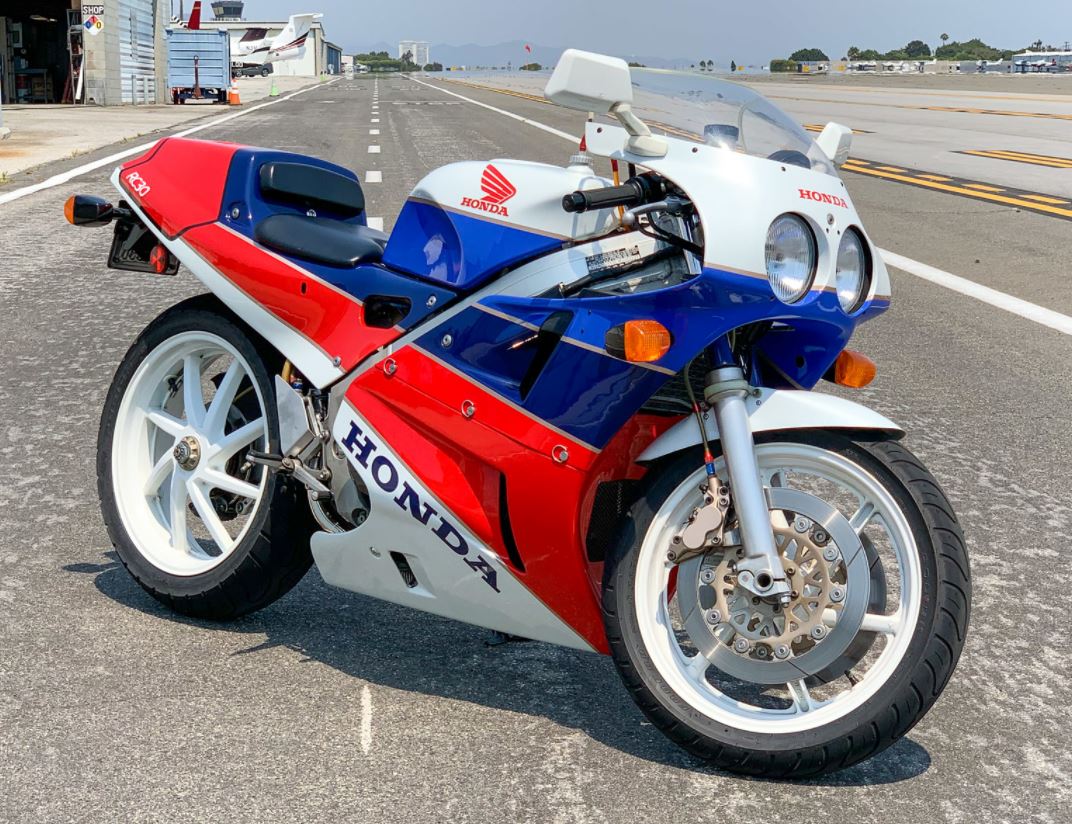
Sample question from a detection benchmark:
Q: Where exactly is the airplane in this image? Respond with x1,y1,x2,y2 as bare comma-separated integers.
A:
233,13,323,67
170,0,202,29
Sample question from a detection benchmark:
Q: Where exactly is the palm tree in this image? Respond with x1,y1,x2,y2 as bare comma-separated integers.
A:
698,60,707,71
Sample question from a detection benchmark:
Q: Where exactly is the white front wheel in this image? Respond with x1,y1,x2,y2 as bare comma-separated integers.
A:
603,432,970,778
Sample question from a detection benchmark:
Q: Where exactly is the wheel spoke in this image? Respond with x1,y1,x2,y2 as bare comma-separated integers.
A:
188,481,234,552
213,417,265,462
686,653,711,678
145,407,186,439
787,679,814,713
860,611,900,636
168,471,190,554
849,501,876,534
199,467,260,500
144,451,174,496
183,355,206,428
202,360,244,439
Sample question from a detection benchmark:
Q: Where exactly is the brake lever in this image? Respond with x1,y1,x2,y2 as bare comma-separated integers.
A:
621,196,690,228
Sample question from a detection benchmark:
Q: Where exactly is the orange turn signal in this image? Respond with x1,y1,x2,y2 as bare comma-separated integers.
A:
623,320,672,363
63,196,77,225
833,349,877,388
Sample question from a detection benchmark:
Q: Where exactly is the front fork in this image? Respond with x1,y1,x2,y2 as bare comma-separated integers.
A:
704,364,791,602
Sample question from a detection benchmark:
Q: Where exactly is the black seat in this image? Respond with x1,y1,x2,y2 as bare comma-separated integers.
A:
254,213,388,268
259,161,365,217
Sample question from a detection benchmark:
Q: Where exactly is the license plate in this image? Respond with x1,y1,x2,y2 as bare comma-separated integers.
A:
107,206,178,275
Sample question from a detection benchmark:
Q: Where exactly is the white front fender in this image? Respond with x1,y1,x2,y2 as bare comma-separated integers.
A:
637,390,902,463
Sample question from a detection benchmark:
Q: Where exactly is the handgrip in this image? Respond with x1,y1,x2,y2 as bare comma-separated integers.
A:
561,180,645,213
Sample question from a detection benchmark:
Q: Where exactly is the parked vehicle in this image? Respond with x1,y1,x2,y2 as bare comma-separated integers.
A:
233,62,273,78
66,50,970,778
166,28,231,104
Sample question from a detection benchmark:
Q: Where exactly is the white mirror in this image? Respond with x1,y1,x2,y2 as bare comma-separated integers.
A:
545,49,633,114
816,122,853,167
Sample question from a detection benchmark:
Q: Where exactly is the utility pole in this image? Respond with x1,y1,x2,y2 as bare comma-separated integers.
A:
0,89,8,140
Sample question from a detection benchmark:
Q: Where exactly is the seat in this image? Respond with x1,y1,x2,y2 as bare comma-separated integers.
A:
259,161,365,218
254,213,388,268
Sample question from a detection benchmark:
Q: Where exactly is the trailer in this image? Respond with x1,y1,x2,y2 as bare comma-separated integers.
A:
166,28,231,104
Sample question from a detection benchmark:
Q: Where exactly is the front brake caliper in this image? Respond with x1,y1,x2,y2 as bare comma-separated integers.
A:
668,479,731,564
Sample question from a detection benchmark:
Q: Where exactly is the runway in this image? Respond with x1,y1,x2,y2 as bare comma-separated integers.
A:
0,73,1068,822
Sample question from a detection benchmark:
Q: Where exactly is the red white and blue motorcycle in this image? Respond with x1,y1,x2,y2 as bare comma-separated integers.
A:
69,51,969,777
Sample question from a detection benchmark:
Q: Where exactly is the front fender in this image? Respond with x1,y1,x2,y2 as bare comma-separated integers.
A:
636,390,903,463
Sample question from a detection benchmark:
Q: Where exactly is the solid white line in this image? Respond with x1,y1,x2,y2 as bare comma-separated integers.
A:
367,216,384,231
0,79,339,207
368,145,380,153
880,249,1072,336
365,171,382,183
359,684,373,755
409,75,579,143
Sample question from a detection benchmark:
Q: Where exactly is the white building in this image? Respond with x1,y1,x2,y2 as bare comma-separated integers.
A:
1012,51,1072,72
398,40,430,66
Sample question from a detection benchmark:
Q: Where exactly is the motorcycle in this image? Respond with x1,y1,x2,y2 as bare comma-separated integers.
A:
67,50,970,778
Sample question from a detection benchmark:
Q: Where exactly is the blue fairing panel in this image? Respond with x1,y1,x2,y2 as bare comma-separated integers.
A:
383,199,564,291
217,148,460,329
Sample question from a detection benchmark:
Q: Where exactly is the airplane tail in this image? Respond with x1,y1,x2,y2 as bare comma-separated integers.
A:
188,1,201,30
269,13,322,56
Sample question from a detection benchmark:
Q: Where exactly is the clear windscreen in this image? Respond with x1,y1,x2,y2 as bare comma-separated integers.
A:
628,69,837,176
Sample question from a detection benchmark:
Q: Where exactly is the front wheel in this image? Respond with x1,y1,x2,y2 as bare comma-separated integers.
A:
604,431,970,778
97,297,316,620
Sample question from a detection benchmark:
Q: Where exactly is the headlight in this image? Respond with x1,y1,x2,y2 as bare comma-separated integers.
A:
765,214,816,303
835,228,871,313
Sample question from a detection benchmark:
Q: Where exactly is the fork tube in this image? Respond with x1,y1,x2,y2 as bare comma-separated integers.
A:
705,359,789,598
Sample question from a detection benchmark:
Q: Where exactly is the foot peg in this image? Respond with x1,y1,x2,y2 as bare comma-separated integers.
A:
248,450,332,499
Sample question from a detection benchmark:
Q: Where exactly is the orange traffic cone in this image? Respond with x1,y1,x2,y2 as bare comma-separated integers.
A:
228,81,241,106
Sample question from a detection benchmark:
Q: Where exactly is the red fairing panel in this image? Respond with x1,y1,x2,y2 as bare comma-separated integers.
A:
119,138,239,238
347,346,674,652
183,222,399,372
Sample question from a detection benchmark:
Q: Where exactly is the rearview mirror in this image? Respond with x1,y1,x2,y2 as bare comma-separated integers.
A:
545,49,633,113
816,122,853,167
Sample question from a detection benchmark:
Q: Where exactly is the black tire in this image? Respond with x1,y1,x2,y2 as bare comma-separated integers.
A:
603,431,970,778
97,295,316,620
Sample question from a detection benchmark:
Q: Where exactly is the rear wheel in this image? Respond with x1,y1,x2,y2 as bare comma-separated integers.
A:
604,431,970,778
97,298,316,619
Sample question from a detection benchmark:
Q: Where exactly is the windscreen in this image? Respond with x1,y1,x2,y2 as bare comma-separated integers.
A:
628,68,837,176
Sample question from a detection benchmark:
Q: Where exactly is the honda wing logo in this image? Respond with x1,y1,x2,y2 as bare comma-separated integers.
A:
460,164,516,217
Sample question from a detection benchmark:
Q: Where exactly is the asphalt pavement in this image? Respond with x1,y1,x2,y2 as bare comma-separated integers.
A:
0,74,1068,823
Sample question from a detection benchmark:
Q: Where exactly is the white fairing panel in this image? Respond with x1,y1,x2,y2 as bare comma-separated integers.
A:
410,159,618,242
310,402,595,651
637,389,903,463
583,122,892,302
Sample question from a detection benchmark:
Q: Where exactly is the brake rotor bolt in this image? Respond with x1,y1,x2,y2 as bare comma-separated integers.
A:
814,529,830,545
823,546,838,562
706,609,722,625
830,587,845,603
733,638,750,654
700,568,716,584
666,550,677,562
793,516,810,533
755,646,769,659
774,644,790,660
811,625,827,640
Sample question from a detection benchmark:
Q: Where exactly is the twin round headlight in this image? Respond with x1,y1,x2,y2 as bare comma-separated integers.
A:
764,215,871,312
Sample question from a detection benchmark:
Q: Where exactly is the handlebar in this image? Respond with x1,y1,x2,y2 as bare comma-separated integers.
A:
561,174,666,214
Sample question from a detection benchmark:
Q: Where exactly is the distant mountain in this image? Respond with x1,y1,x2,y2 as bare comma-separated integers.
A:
350,39,697,70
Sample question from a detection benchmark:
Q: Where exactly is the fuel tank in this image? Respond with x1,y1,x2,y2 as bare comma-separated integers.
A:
382,159,618,291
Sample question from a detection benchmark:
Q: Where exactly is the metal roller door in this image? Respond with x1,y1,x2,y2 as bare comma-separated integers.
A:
119,0,156,103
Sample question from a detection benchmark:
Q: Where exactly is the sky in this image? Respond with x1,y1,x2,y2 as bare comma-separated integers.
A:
232,1,1069,62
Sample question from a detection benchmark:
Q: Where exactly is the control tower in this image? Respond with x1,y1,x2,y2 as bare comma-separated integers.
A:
211,0,245,20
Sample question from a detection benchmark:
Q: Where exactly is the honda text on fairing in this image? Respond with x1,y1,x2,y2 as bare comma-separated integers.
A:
66,50,970,778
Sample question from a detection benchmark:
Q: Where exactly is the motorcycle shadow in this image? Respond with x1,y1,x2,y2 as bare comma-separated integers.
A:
76,554,931,786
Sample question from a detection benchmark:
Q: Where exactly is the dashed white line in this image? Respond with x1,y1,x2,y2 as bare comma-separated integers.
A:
365,171,382,183
371,118,380,123
359,684,373,755
367,216,385,231
368,145,380,153
879,249,1072,336
0,78,341,206
369,129,380,135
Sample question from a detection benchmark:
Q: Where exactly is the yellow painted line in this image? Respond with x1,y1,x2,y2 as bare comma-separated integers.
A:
875,165,906,172
964,183,1006,192
768,93,1072,121
981,149,1072,164
917,174,953,182
1021,194,1071,205
960,149,1072,169
842,164,1072,219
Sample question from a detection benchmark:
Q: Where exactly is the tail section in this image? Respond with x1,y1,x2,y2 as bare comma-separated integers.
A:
269,13,322,57
188,0,201,29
